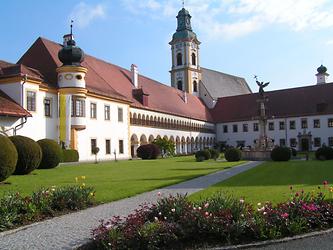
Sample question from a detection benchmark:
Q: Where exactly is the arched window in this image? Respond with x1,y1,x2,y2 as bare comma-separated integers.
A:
177,53,182,66
191,53,196,66
177,81,183,90
193,81,198,92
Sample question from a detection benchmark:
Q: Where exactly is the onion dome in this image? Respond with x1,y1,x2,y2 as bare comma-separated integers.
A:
317,64,327,74
58,35,85,66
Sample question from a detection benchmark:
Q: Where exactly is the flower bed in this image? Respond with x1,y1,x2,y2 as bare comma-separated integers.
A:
91,186,333,249
0,177,95,232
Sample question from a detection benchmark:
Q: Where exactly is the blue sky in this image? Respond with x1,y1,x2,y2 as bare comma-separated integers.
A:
2,0,333,92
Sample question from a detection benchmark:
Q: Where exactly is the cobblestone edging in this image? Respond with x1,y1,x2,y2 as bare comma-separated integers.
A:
0,161,261,250
210,227,333,250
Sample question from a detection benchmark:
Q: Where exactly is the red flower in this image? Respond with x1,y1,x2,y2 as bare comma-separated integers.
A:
323,180,328,186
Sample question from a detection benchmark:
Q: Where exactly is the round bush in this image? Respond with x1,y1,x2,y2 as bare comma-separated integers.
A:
271,146,291,161
37,139,63,169
208,148,220,160
137,144,161,160
0,135,18,182
9,136,42,175
195,150,211,161
225,148,241,162
315,146,333,161
62,149,79,162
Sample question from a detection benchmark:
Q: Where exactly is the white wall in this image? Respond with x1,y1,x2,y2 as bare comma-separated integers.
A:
217,115,333,150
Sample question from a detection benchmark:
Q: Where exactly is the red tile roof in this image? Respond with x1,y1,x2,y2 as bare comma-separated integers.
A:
0,60,43,81
18,37,213,121
0,90,31,117
212,83,333,123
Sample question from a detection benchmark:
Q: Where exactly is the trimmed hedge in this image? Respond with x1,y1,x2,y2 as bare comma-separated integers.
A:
0,135,18,182
195,150,211,162
37,139,63,169
225,148,241,162
9,136,42,175
315,146,333,160
137,144,161,160
208,148,220,160
271,146,291,161
62,149,79,162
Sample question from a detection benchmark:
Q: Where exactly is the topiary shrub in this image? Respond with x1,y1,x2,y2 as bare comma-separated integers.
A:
225,148,241,162
0,135,18,182
271,146,291,161
62,149,79,162
208,148,220,160
37,139,63,169
137,144,161,160
195,150,211,161
315,146,333,161
9,136,42,175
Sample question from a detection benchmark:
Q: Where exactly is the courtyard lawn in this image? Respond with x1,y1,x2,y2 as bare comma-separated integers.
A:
190,160,333,205
0,156,243,203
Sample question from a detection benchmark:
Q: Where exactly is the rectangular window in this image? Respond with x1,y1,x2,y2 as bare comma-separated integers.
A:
233,124,238,133
236,141,245,148
328,118,333,128
253,123,259,132
290,138,297,147
314,137,321,147
118,107,123,122
223,125,228,133
71,98,85,117
91,139,97,154
44,98,51,117
279,139,286,146
90,103,97,119
27,91,36,111
243,124,248,132
301,118,308,129
119,140,124,154
289,120,296,129
313,119,320,128
105,139,111,154
279,121,285,130
329,137,333,147
268,122,274,131
104,105,110,120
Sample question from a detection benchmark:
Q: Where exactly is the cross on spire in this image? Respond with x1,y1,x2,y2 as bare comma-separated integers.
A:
182,0,185,8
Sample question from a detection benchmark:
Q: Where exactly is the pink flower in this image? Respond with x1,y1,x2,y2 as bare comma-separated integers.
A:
157,192,161,196
205,212,209,216
204,203,209,208
239,199,245,204
323,180,328,186
281,213,289,219
198,206,202,211
171,208,176,213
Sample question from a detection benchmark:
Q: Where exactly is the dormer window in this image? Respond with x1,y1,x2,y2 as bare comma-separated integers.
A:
191,53,196,66
177,53,182,66
177,80,183,90
193,81,198,92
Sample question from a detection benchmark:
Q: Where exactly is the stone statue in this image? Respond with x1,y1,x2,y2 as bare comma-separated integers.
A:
254,76,269,97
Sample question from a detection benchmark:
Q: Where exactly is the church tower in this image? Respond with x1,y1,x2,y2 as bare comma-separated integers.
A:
170,8,201,96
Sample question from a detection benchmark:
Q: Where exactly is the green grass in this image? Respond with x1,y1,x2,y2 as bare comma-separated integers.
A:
190,160,333,205
0,156,243,203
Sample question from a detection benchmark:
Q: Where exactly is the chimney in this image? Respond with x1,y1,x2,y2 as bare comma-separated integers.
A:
316,64,329,85
131,64,139,88
63,34,74,46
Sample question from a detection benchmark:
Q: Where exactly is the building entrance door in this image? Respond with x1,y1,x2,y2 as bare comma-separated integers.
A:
301,138,309,151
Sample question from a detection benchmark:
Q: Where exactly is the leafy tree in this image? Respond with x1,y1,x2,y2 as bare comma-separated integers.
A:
152,138,175,157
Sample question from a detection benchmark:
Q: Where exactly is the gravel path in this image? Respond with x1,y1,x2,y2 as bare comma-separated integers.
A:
0,161,261,250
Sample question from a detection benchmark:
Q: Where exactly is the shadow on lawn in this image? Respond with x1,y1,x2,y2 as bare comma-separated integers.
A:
170,168,220,171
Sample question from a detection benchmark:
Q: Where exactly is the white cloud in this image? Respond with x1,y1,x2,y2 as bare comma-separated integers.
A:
70,2,106,28
121,0,333,40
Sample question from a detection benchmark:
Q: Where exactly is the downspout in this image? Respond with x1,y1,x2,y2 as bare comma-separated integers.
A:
13,74,28,135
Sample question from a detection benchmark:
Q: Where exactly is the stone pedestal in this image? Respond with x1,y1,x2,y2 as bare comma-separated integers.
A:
242,150,271,161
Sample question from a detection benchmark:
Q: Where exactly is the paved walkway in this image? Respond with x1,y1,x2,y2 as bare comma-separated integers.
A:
0,161,261,250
